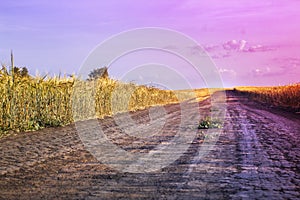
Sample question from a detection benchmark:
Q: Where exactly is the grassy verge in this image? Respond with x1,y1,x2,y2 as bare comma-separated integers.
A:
0,71,208,136
235,84,300,112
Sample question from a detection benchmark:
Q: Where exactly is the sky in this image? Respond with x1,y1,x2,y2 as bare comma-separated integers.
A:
0,0,300,88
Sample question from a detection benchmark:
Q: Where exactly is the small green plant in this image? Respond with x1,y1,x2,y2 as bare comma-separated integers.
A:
198,116,223,129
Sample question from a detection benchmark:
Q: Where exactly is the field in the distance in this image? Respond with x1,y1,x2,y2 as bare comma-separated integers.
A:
235,84,300,113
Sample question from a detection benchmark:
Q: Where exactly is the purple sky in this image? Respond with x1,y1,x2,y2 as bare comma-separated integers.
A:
1,0,300,87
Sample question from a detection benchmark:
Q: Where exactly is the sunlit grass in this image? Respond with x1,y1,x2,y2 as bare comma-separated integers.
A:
235,83,300,111
0,71,208,136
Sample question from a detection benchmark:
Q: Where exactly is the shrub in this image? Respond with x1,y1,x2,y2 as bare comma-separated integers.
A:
198,116,223,129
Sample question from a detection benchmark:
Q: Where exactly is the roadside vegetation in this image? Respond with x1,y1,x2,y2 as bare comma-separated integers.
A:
198,116,223,129
235,84,300,112
0,65,206,137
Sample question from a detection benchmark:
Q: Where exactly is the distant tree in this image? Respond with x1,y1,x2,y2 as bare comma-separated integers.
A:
12,66,30,78
88,67,108,80
0,65,29,77
20,67,29,77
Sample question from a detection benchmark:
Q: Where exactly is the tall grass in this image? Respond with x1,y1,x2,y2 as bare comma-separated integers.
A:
236,84,300,111
71,78,180,121
0,71,203,136
0,71,74,134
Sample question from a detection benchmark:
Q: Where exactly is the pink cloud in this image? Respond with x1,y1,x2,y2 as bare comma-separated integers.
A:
243,44,276,53
251,60,299,77
202,40,277,59
223,39,247,51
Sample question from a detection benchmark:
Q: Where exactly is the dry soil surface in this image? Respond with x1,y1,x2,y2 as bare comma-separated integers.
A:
0,91,300,199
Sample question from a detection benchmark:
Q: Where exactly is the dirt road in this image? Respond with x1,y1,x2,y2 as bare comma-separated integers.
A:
0,91,299,199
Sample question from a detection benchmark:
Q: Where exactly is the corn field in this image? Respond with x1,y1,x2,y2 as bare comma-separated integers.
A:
0,72,74,134
0,71,202,136
236,84,300,111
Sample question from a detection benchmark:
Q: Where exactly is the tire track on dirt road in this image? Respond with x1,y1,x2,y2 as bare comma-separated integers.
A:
226,92,300,199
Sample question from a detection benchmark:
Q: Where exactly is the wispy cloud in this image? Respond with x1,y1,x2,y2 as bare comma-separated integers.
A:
200,39,278,60
204,40,276,53
251,57,300,77
218,68,237,76
222,39,247,51
271,57,300,76
251,67,276,77
243,44,276,53
273,57,300,67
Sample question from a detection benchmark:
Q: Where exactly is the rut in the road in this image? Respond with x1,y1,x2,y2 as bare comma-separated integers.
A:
226,93,300,199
